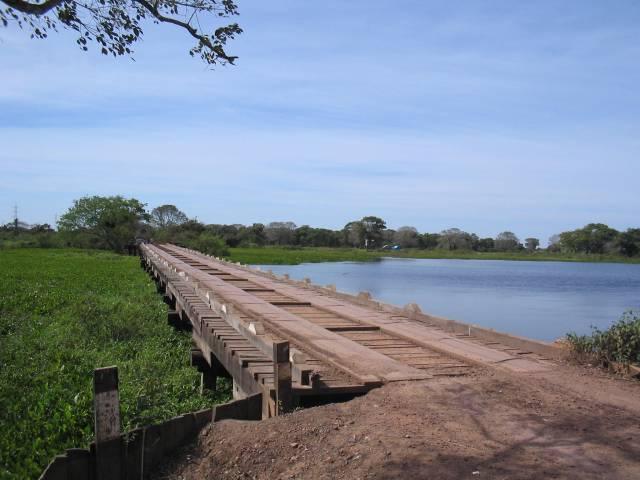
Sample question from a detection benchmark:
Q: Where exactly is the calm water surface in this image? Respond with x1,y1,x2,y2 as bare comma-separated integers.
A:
256,259,640,341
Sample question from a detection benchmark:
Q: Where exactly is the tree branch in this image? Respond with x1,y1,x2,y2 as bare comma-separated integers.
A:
2,0,65,15
133,0,236,63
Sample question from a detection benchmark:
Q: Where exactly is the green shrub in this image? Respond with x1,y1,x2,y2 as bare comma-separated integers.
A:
566,311,640,366
188,232,229,256
0,249,231,479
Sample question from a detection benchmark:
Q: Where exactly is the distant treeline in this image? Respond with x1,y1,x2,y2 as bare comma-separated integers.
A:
2,196,640,258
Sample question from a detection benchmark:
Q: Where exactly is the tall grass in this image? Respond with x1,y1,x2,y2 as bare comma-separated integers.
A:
0,249,230,479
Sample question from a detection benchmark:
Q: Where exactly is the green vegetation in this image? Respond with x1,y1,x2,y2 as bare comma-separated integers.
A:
382,249,640,264
0,249,230,480
227,246,640,265
57,196,149,251
566,312,640,367
0,223,62,249
228,246,380,265
4,198,640,264
153,219,229,257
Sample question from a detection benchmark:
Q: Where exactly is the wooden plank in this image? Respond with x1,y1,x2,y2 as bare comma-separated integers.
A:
249,365,276,379
242,358,272,367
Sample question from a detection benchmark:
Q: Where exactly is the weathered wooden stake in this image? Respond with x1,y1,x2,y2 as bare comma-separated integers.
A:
94,366,122,480
273,341,292,415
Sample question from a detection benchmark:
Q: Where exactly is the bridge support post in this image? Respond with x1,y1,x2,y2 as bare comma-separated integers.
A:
233,380,250,400
168,309,180,328
273,341,292,416
162,293,175,308
191,349,217,393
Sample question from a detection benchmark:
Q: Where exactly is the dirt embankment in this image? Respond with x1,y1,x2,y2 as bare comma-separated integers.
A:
157,365,640,480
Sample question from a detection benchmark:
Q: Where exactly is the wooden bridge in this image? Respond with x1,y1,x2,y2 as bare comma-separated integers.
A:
140,244,557,419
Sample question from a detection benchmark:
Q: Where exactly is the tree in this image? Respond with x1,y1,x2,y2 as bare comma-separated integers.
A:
191,232,228,256
380,228,394,245
476,237,495,252
617,228,640,257
265,221,296,246
418,232,440,250
243,223,266,246
150,204,188,229
1,0,241,64
524,237,540,251
295,226,340,247
547,234,561,252
559,223,619,254
206,223,244,247
494,231,520,251
342,221,364,247
360,216,386,249
393,226,418,248
57,195,148,251
437,228,475,250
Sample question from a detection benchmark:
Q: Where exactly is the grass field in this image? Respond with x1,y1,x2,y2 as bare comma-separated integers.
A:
0,249,230,480
227,247,379,265
227,246,640,265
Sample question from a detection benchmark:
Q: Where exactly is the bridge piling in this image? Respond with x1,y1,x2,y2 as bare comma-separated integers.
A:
273,341,293,415
191,349,218,393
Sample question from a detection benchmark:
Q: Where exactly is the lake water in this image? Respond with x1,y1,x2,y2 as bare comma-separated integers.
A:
256,259,640,341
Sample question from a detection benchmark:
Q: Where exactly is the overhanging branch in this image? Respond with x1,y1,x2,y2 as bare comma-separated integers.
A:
133,0,236,63
2,0,64,15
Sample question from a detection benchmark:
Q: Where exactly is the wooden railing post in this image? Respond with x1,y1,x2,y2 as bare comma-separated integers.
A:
94,366,122,480
273,341,292,415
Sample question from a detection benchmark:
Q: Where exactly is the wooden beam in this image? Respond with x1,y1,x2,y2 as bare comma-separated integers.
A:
273,342,292,415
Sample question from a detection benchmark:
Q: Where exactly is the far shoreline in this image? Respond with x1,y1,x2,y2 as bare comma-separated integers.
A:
227,246,640,266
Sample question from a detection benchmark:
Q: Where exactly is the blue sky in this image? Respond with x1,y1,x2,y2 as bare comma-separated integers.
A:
1,0,639,243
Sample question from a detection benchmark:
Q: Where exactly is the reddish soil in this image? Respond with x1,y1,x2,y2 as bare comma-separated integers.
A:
156,365,640,480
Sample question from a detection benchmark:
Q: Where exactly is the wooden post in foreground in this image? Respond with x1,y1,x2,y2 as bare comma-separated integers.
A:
94,366,122,480
273,341,292,415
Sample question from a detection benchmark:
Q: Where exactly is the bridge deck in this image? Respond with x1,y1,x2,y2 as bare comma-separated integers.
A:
140,243,554,418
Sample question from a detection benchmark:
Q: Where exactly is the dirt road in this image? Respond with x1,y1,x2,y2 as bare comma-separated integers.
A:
156,362,640,480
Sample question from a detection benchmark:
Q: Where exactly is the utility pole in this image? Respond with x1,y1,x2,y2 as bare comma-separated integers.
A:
13,204,18,235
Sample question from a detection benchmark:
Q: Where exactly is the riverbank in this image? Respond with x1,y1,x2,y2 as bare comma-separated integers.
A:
227,246,640,265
